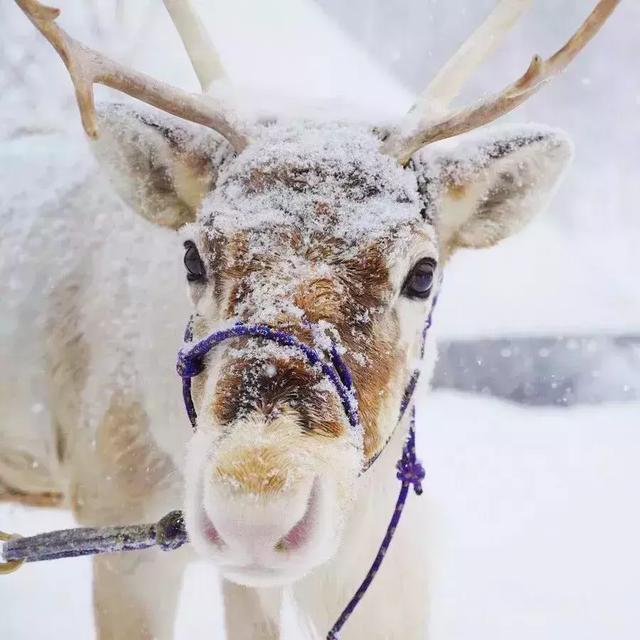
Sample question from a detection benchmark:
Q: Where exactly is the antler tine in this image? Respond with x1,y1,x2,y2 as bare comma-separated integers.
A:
162,0,226,92
415,0,533,119
383,0,620,165
15,0,248,152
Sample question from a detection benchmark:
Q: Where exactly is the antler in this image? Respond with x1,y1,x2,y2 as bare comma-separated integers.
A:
383,0,620,165
413,0,533,121
15,0,248,152
162,0,226,92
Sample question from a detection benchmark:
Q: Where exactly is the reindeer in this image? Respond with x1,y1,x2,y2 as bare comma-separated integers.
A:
2,0,619,637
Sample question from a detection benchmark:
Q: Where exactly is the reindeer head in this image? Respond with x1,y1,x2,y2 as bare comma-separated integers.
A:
17,0,617,586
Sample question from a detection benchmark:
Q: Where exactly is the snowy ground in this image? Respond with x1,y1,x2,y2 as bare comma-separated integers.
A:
3,390,639,639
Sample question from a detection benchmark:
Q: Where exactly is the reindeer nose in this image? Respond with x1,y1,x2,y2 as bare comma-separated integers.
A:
202,463,319,558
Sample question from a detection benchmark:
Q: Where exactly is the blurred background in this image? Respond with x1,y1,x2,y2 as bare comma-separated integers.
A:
1,1,639,638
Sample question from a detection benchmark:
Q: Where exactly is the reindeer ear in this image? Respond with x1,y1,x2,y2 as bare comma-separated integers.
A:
415,126,573,258
91,104,232,229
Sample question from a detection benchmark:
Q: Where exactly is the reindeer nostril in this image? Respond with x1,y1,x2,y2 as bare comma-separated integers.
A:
200,509,224,548
275,479,318,553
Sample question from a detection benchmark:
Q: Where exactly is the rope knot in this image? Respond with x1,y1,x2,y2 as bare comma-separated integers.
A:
155,510,188,551
176,351,204,378
396,456,426,495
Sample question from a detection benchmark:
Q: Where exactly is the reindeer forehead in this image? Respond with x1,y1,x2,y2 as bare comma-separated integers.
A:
191,123,427,323
199,122,422,252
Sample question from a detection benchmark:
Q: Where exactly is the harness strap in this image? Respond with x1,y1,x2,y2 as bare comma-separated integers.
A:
327,406,424,639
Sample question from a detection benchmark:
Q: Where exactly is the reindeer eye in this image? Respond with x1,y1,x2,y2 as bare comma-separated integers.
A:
402,258,436,299
183,241,206,282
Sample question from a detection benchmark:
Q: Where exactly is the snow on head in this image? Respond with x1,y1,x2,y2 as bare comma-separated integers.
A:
194,119,424,328
202,119,420,245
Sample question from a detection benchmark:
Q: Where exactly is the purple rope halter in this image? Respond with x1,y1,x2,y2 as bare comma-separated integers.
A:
177,322,360,435
178,312,434,639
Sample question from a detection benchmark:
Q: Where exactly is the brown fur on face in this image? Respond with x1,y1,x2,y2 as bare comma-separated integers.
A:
213,355,344,439
347,314,401,457
293,277,343,324
201,230,404,460
192,136,423,470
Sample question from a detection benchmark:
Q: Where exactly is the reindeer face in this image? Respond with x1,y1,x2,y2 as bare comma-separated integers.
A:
93,104,572,585
178,122,438,585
